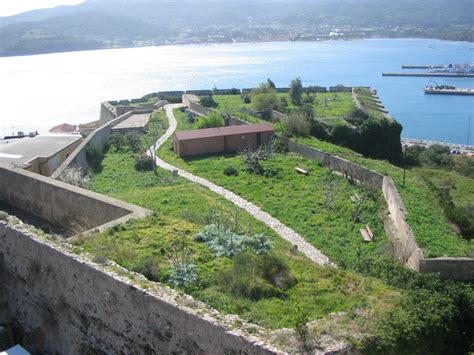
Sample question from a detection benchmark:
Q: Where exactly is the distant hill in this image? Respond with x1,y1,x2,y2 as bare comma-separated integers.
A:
0,0,472,56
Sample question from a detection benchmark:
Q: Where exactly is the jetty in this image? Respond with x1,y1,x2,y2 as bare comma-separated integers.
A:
383,72,474,77
402,65,443,69
424,86,474,95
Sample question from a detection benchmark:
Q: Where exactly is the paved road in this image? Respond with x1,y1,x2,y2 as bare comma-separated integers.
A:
153,104,333,266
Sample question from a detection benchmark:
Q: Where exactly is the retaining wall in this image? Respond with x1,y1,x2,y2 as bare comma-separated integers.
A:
99,101,117,126
0,222,276,354
419,258,474,282
0,166,150,233
382,176,423,271
283,137,384,189
52,109,153,178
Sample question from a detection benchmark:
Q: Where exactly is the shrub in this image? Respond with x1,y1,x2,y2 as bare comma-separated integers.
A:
263,167,281,178
258,253,297,290
57,166,92,188
124,133,143,153
199,95,218,108
242,94,251,104
271,136,288,153
186,111,196,123
224,166,238,176
135,154,153,171
252,92,278,112
280,110,311,137
197,112,225,129
107,134,126,152
194,224,273,257
85,144,104,172
217,253,283,300
169,261,198,289
133,256,160,282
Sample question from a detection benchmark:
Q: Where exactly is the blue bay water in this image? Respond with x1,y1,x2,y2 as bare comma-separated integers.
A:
0,38,472,143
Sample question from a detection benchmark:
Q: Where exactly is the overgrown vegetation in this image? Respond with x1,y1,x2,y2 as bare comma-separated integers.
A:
196,111,225,129
57,166,91,188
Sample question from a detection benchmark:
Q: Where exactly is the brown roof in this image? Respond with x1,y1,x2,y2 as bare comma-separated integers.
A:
175,123,274,141
49,123,77,133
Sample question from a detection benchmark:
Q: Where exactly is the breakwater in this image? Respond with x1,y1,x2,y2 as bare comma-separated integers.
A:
383,72,474,77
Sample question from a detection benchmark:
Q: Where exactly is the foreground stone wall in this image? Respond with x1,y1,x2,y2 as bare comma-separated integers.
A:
0,223,277,354
0,166,150,233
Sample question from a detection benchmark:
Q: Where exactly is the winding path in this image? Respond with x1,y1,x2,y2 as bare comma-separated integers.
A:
153,104,332,266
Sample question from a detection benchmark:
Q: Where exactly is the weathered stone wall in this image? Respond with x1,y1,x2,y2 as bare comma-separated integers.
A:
283,138,384,189
0,166,150,233
0,223,277,354
382,176,423,271
419,258,474,281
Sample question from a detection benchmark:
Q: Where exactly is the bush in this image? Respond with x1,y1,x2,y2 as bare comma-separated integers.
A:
85,144,104,172
57,166,91,188
186,111,196,123
217,253,284,300
242,94,251,104
135,154,153,171
352,255,474,355
200,95,218,108
133,256,160,282
124,133,143,153
280,110,311,137
169,261,198,289
197,112,225,129
107,134,126,152
194,224,273,257
224,166,238,176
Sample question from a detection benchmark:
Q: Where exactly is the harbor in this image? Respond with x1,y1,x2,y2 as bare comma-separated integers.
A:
402,138,474,155
401,65,444,69
384,62,474,77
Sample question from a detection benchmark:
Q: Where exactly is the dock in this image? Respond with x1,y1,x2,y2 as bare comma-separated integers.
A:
402,65,444,69
382,72,474,77
424,87,474,95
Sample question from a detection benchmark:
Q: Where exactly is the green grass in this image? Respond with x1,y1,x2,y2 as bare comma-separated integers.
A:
81,146,400,333
158,109,391,268
297,136,474,257
279,92,356,118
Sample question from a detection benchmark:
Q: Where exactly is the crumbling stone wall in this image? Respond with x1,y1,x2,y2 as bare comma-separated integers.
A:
0,222,277,354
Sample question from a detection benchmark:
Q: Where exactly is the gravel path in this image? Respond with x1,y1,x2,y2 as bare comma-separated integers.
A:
153,104,333,266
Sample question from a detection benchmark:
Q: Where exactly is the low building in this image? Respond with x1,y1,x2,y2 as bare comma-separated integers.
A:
0,134,82,176
49,123,77,134
173,123,274,157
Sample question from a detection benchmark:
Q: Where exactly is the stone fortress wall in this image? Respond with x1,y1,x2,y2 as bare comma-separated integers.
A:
0,165,278,354
181,93,473,281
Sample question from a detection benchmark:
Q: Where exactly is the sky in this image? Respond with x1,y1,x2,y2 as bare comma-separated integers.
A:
0,0,84,17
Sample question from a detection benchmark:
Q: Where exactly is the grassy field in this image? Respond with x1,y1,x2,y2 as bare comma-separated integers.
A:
158,109,392,268
78,136,400,334
297,136,474,258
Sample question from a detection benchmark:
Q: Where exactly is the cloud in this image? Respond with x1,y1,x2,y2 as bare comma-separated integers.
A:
0,0,84,17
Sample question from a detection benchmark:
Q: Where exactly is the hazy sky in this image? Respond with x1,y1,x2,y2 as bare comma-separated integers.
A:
0,0,84,17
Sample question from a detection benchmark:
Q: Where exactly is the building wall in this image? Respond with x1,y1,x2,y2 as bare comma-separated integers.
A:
178,136,226,157
419,258,474,281
0,223,277,354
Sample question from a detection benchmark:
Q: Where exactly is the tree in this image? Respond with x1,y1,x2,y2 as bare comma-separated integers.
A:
280,109,311,137
142,119,164,175
289,77,303,105
199,95,218,108
267,78,276,90
240,143,274,175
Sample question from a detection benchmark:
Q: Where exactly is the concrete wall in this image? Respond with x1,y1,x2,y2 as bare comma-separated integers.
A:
419,258,474,282
0,166,150,233
52,109,152,178
382,176,424,271
0,222,277,354
99,101,117,126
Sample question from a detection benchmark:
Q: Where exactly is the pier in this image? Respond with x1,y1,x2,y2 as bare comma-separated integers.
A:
402,65,444,69
383,72,474,77
424,87,474,95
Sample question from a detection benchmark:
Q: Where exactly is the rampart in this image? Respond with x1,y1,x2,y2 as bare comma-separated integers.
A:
181,96,473,280
0,222,277,354
0,166,150,233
